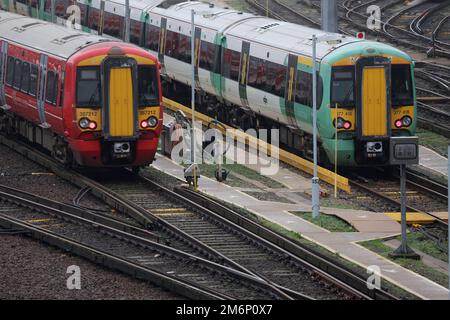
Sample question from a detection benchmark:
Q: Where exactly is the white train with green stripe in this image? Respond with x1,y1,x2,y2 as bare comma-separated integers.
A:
1,0,418,167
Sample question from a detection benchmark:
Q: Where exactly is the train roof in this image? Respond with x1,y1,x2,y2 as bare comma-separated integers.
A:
0,10,113,59
152,1,361,60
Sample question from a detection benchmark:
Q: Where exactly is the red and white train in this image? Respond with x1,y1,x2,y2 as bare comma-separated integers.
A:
0,10,162,168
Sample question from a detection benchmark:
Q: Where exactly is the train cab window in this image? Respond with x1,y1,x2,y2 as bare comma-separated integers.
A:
331,67,355,108
45,71,58,105
76,67,101,107
13,59,22,90
145,24,160,52
391,64,413,107
29,64,38,97
20,62,30,94
6,57,14,86
138,66,159,107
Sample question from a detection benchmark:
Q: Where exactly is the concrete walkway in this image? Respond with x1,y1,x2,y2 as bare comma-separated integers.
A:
419,146,448,177
151,154,449,300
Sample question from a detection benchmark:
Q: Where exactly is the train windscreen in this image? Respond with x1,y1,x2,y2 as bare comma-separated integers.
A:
137,66,159,107
76,67,101,107
391,64,413,107
331,67,355,108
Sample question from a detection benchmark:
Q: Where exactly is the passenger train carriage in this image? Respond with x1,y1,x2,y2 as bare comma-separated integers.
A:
1,0,419,167
0,9,162,168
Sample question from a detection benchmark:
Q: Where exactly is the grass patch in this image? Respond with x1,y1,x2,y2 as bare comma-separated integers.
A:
417,128,449,157
292,211,357,232
404,231,448,262
361,239,448,288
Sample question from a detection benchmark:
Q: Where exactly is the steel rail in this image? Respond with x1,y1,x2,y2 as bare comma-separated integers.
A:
0,185,297,300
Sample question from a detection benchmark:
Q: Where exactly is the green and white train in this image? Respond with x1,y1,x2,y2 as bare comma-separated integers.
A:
1,0,418,166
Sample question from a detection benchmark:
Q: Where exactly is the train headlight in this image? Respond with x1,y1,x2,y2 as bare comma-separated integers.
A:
79,118,90,129
147,116,158,128
402,116,412,127
334,117,345,129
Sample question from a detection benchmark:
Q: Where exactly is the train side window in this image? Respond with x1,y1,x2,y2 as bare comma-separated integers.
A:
20,62,31,94
331,67,354,108
295,71,323,107
223,49,240,82
145,24,160,52
45,71,56,105
59,72,64,107
130,19,142,46
29,64,38,97
6,57,14,86
13,59,22,90
137,66,159,107
199,41,216,72
247,56,257,87
391,64,413,107
165,30,174,57
295,70,311,106
170,31,180,59
44,0,52,13
266,62,286,97
55,0,69,18
76,67,101,107
179,34,191,63
103,12,124,39
88,7,100,31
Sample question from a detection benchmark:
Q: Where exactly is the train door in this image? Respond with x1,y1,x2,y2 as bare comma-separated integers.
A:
238,41,250,109
37,54,49,127
355,56,391,164
0,41,7,107
158,17,167,74
102,57,138,139
284,53,298,129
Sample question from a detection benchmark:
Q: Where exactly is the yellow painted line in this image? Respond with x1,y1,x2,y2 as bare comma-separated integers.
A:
25,218,52,223
154,212,194,217
163,97,351,193
385,212,438,224
151,208,186,212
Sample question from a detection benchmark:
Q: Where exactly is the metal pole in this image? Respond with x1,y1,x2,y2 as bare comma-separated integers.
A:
124,0,130,42
191,9,198,191
400,164,407,252
334,104,338,199
321,0,338,33
312,35,320,219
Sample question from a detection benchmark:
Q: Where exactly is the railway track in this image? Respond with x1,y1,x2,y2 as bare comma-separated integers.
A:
0,134,399,300
348,168,448,230
0,184,289,300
